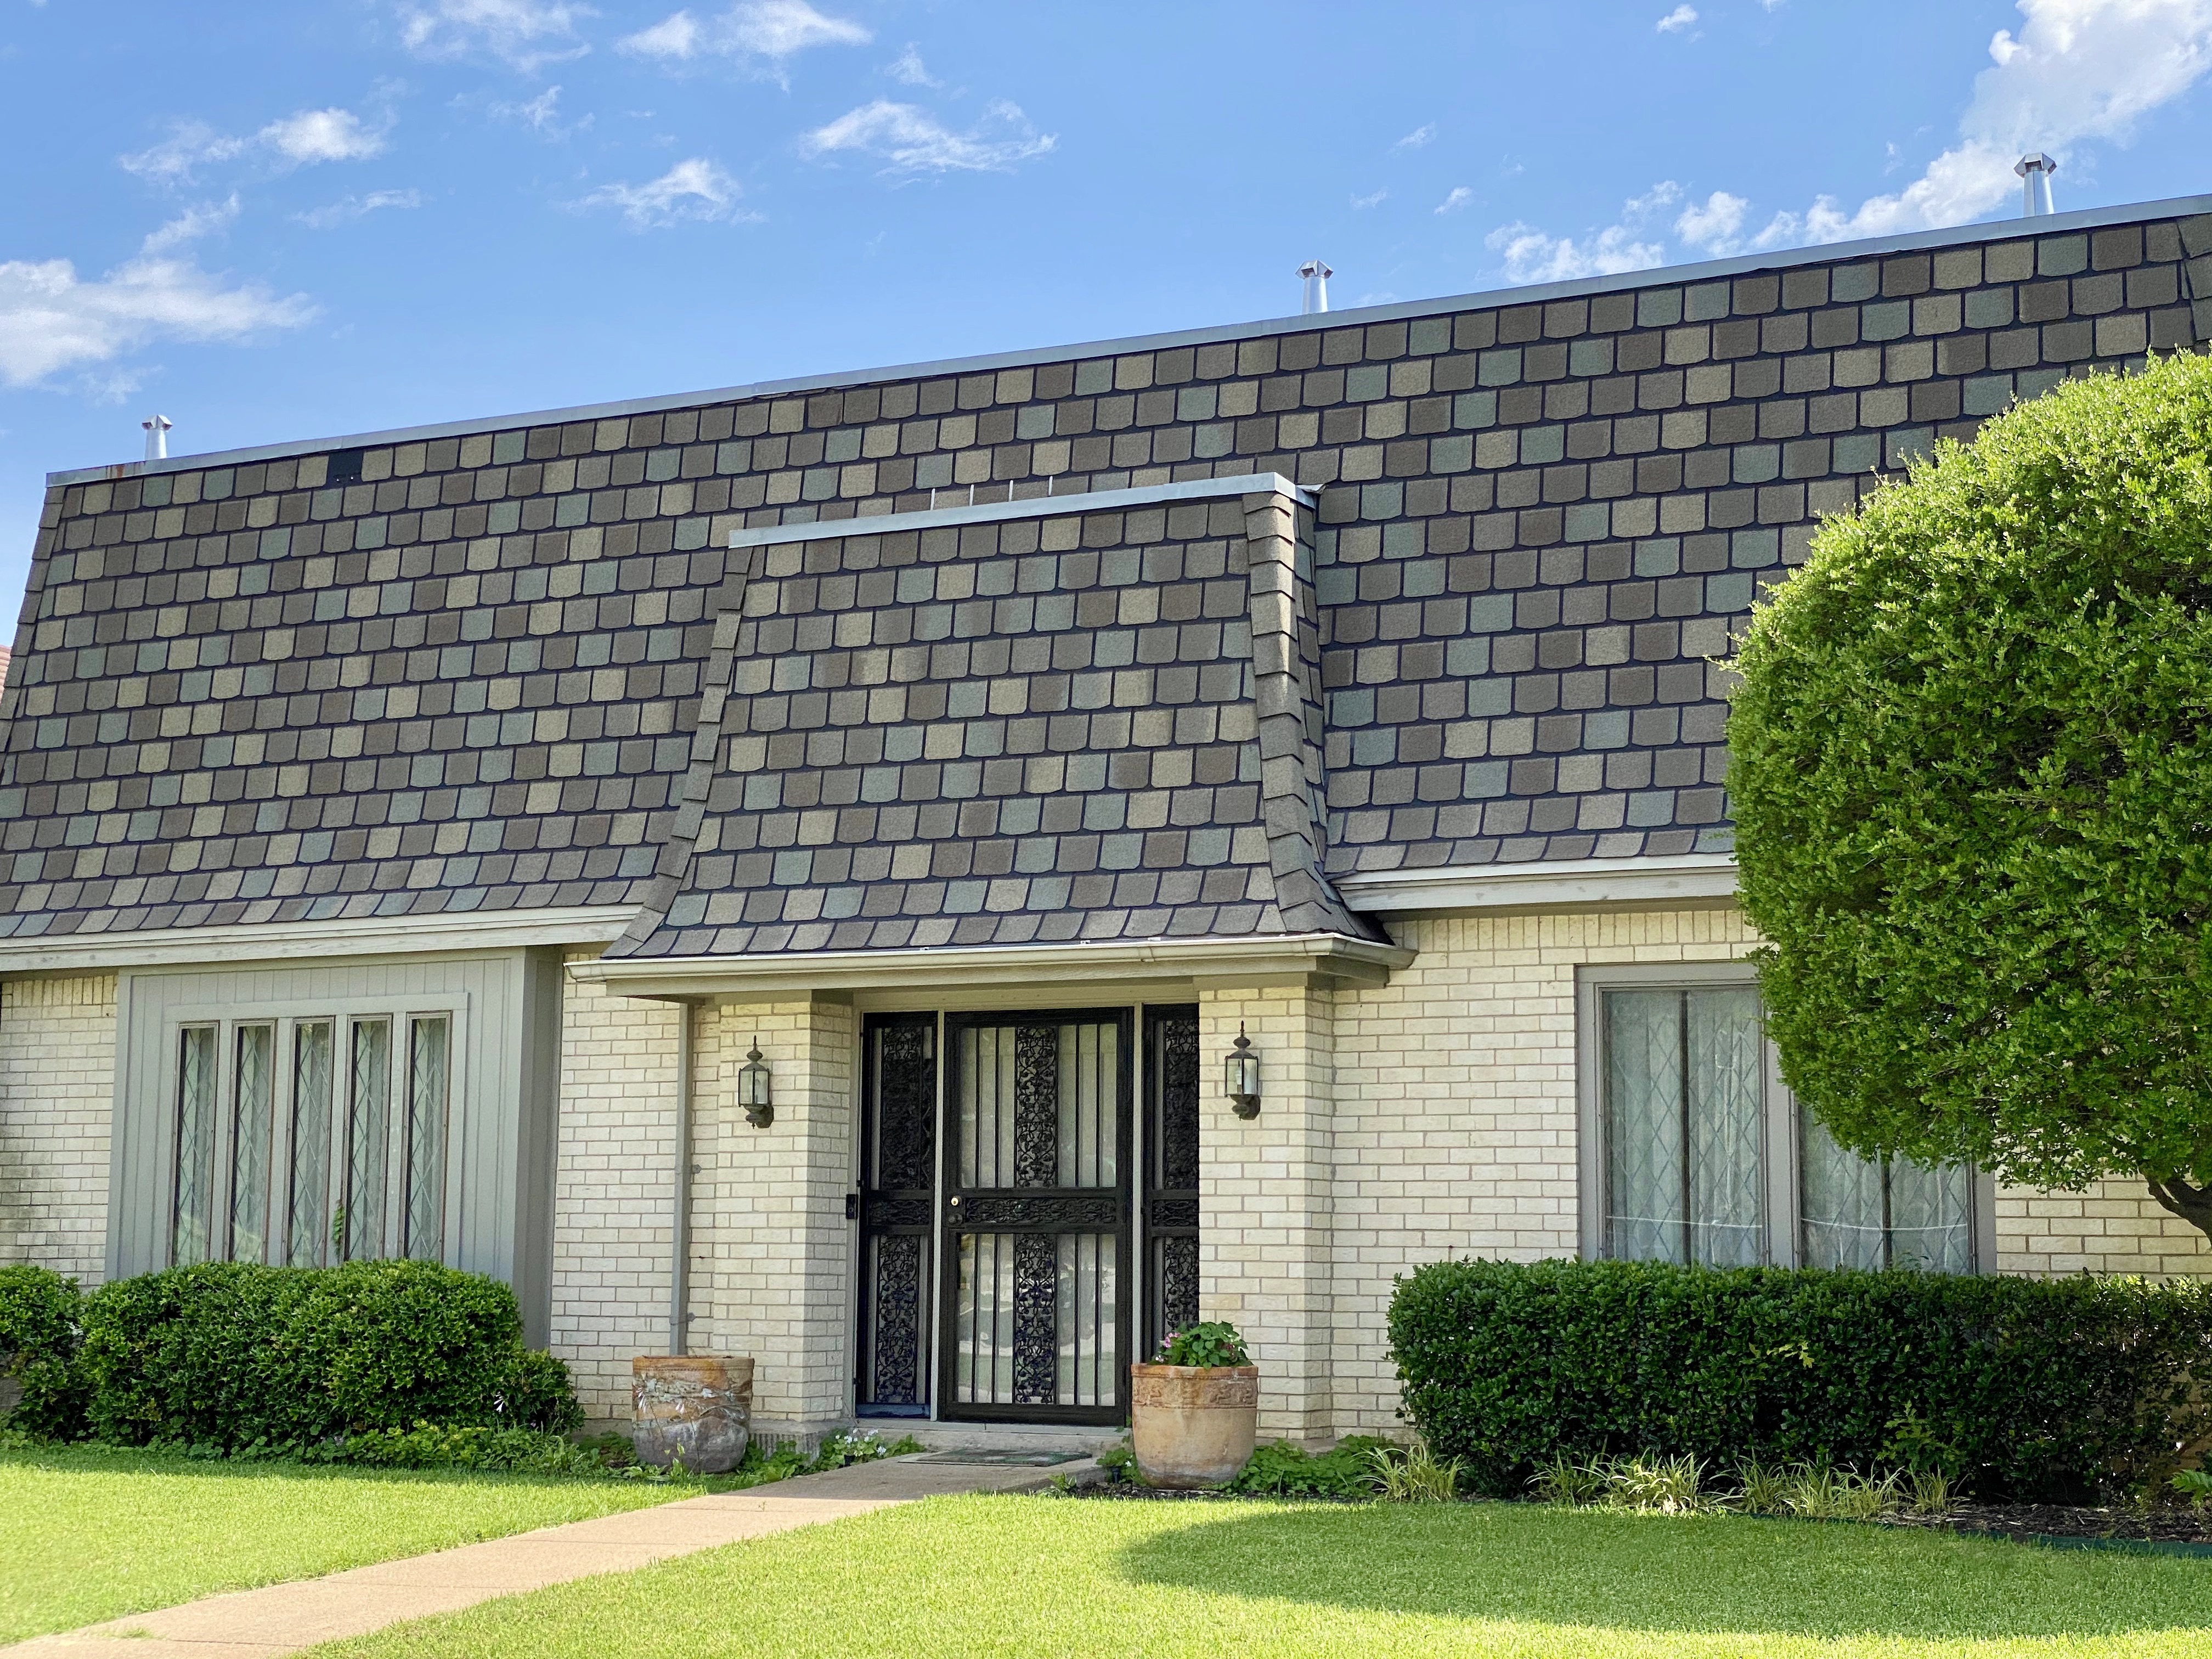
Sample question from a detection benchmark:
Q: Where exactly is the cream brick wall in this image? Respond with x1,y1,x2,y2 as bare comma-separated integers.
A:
1996,1180,2212,1278
690,996,854,1434
551,962,684,1418
1199,986,1336,1440
1193,910,1757,1441
0,974,117,1282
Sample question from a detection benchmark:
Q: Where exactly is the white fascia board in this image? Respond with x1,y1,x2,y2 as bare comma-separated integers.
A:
0,906,642,976
571,931,1417,1000
1335,854,1739,916
50,193,2212,490
728,473,1310,548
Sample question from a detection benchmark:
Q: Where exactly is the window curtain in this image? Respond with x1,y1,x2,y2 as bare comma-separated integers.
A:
1800,1113,1971,1271
1603,988,1764,1266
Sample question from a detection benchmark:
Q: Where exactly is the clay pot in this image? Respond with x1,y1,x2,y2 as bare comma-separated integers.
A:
631,1356,753,1473
1128,1362,1259,1488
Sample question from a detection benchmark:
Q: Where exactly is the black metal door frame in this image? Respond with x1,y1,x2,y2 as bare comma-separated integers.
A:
1142,1005,1201,1359
935,1007,1133,1425
854,1012,937,1418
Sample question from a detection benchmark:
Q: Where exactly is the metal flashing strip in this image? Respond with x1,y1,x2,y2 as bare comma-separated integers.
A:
0,905,642,975
571,931,1417,998
1335,853,1739,915
727,473,1310,548
48,192,2212,489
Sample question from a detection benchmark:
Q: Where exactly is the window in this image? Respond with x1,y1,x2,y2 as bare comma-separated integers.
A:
167,1006,458,1269
1577,967,1982,1271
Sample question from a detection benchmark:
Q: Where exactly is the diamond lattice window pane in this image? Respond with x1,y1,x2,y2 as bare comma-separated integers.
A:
1604,990,1686,1263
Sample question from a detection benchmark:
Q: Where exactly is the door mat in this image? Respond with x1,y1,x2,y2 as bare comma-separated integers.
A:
913,1451,1090,1466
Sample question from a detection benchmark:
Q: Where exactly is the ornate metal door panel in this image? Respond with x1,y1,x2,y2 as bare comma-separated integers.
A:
940,1010,1131,1424
857,1013,936,1417
1143,1005,1201,1356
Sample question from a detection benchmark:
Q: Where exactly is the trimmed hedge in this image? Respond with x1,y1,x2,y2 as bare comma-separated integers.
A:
0,1265,88,1437
78,1260,580,1449
1389,1258,2212,1502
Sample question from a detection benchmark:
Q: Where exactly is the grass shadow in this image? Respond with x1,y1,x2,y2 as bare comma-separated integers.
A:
1114,1501,2212,1642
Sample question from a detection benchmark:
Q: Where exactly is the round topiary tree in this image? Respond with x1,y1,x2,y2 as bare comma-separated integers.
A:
1731,349,2212,1242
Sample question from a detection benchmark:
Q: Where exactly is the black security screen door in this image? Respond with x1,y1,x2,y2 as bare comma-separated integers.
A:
939,1009,1132,1424
856,1013,936,1417
1143,1006,1201,1357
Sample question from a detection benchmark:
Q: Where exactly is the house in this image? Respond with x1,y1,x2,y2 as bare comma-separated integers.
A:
3,193,2209,1446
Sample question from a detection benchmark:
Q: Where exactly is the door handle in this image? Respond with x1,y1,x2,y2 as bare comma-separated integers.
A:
948,1195,962,1209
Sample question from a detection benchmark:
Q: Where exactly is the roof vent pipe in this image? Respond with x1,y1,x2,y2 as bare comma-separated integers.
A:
2016,153,2057,217
141,415,172,462
1298,259,1333,315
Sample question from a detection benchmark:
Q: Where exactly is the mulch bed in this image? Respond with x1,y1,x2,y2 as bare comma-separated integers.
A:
1889,1502,2212,1549
1070,1480,2212,1548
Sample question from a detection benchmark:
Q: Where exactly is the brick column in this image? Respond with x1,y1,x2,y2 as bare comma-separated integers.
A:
690,995,854,1438
1197,981,1335,1444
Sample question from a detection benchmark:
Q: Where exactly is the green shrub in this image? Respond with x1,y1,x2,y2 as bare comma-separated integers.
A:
1730,348,2212,1235
1389,1257,2212,1503
78,1260,579,1449
0,1265,88,1437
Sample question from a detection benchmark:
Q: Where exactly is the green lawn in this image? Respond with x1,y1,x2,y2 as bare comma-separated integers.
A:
319,1494,2212,1659
0,1441,690,1643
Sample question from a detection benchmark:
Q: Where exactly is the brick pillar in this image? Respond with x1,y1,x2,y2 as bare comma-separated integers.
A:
1198,982,1334,1444
690,994,854,1437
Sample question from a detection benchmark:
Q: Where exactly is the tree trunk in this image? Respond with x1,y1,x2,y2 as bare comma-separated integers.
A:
2145,1174,2212,1245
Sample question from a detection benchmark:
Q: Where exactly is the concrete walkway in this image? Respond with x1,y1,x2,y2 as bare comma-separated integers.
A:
5,1454,1099,1659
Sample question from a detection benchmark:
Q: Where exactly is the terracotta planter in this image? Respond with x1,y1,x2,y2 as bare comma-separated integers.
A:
631,1356,753,1473
1129,1362,1259,1488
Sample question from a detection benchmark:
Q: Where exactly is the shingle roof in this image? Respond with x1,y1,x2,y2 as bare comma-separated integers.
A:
2,202,2207,946
607,478,1383,957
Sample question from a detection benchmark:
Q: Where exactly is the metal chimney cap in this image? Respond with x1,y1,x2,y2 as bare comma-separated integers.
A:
1297,258,1334,279
2015,153,2057,177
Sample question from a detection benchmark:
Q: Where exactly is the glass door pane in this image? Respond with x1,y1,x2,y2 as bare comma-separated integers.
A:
943,1010,1129,1423
403,1017,449,1261
345,1018,391,1260
229,1024,275,1263
173,1026,218,1266
288,1021,335,1266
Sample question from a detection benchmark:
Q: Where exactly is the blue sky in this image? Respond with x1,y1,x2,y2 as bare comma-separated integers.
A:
3,0,2210,616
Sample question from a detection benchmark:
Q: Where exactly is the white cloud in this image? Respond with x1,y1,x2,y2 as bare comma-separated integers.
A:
620,1,870,66
262,109,386,166
1622,179,1683,218
577,157,752,227
296,189,424,229
1434,186,1473,215
887,43,937,86
800,99,1055,174
1483,178,1678,283
1760,0,2212,244
1393,122,1437,149
1656,5,1699,32
1351,188,1389,210
1485,221,1668,283
122,108,387,183
1673,188,1750,252
139,196,240,255
0,247,315,388
622,10,701,55
399,0,592,69
491,83,587,136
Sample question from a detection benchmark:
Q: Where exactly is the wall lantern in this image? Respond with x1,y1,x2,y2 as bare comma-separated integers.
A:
1225,1025,1261,1119
740,1042,774,1128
